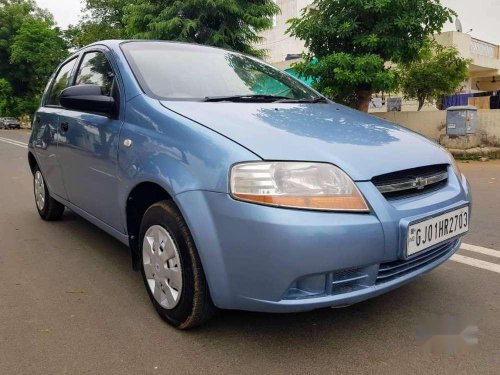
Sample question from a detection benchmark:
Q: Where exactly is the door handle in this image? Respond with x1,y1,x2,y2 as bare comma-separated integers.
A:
61,122,69,132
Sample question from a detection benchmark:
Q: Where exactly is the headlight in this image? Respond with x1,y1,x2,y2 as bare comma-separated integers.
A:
230,162,369,212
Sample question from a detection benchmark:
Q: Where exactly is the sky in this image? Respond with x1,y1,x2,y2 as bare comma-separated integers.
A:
36,0,500,45
441,0,500,44
36,0,83,28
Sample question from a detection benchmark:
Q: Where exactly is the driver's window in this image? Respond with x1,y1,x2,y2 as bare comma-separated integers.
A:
46,58,77,106
75,52,115,96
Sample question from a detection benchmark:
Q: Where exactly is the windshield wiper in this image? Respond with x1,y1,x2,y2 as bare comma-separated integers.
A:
203,94,293,102
274,96,328,103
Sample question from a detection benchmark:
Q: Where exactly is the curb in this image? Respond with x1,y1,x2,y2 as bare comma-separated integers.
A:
449,147,500,160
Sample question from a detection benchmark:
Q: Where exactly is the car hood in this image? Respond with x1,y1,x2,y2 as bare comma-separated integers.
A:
160,101,450,181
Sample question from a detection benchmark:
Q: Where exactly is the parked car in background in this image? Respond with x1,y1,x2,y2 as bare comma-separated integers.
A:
28,40,471,329
1,117,21,129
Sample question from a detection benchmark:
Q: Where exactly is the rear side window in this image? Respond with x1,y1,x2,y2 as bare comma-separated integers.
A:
46,58,77,106
75,52,115,96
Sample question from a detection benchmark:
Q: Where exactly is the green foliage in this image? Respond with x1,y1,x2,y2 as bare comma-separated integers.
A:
398,42,471,110
287,0,455,111
64,0,128,49
0,0,67,118
0,78,14,115
0,0,49,88
84,0,128,25
294,53,398,108
66,0,280,56
11,20,68,92
64,21,124,49
123,0,280,58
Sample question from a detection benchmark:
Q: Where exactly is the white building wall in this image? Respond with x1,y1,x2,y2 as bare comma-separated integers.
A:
257,0,312,63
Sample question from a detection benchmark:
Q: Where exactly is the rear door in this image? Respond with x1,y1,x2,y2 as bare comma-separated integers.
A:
57,48,125,231
32,57,79,200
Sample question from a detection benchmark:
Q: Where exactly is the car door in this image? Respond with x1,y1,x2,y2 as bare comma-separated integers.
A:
32,56,79,201
57,48,125,231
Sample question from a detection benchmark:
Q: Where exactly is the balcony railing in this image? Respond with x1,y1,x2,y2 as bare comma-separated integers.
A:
471,38,498,58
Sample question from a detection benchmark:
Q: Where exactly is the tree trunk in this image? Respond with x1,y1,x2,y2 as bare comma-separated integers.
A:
417,97,425,111
356,90,372,112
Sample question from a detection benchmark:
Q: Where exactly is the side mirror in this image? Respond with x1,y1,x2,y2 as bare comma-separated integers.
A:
60,85,116,116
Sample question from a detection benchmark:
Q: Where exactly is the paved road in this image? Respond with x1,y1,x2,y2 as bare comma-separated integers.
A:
0,130,499,374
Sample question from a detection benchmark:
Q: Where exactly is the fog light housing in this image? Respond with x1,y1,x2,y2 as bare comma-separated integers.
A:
284,274,326,299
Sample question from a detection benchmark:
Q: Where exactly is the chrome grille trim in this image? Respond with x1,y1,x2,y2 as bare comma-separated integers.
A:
376,171,448,194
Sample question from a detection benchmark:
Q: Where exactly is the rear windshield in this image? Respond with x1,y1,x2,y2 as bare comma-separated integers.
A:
121,42,318,101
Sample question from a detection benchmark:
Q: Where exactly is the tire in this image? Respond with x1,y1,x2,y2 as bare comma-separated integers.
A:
33,166,65,221
139,200,215,329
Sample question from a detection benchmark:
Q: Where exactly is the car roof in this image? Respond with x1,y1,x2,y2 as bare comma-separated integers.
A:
61,40,253,72
85,39,241,56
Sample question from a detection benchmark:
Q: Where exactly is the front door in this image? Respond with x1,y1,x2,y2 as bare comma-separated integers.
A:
32,57,79,200
57,49,124,231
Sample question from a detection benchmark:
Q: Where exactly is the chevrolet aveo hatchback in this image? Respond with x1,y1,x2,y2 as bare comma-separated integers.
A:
29,41,471,329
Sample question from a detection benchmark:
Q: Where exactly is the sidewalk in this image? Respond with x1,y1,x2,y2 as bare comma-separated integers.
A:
450,147,500,160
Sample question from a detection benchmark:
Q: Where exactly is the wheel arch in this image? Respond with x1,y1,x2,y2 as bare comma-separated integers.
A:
28,151,38,174
125,180,175,270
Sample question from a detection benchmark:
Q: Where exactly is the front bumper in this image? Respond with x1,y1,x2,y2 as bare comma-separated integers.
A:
175,169,471,313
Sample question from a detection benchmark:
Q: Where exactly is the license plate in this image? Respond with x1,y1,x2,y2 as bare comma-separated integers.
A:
406,206,469,257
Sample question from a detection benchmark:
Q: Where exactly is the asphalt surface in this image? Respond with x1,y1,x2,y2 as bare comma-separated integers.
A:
0,129,499,374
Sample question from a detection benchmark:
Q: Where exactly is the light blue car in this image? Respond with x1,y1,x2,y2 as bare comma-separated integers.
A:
28,41,471,329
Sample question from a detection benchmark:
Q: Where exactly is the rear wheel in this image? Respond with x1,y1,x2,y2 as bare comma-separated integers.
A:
139,201,215,329
33,167,65,221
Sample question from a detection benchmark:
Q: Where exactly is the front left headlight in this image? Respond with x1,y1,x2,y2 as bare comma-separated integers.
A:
230,162,369,212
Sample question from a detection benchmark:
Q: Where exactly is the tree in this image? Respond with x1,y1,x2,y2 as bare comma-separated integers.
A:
123,0,280,58
287,0,455,112
84,0,128,25
65,0,128,49
11,19,68,94
398,42,471,111
0,0,52,91
65,20,124,49
0,79,14,116
0,0,67,118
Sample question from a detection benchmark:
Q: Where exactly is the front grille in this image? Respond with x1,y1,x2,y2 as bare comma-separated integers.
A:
376,240,458,284
373,164,449,200
329,268,369,295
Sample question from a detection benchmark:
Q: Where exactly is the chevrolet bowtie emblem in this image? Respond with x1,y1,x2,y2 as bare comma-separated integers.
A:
415,177,426,190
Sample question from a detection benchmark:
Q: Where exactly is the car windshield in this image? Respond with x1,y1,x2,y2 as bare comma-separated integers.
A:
121,42,319,102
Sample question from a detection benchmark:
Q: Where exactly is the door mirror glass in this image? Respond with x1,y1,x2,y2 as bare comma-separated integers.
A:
60,85,115,115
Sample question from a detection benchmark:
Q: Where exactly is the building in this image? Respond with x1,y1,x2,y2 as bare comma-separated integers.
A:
257,2,500,111
256,0,312,68
434,32,500,93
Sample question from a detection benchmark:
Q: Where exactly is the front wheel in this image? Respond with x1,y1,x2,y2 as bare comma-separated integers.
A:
139,201,215,329
33,167,65,221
